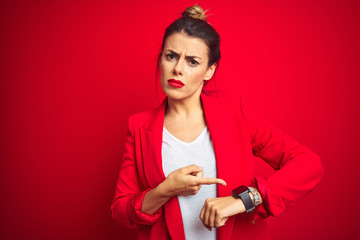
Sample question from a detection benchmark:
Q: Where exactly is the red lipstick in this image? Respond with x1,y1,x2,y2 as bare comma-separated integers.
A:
168,79,185,88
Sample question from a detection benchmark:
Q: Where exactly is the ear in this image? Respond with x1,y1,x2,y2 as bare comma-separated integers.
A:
204,63,217,81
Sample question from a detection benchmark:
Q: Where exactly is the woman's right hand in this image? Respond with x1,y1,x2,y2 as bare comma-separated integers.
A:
141,164,226,215
158,164,227,198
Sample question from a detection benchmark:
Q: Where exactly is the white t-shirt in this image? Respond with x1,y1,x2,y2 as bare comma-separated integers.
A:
162,126,217,240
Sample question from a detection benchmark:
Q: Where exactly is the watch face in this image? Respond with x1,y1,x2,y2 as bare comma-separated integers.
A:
232,185,249,195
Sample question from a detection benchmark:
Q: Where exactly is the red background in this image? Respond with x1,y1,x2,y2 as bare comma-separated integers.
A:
1,0,359,239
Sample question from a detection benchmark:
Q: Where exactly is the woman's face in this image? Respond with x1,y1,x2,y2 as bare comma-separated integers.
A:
159,32,216,101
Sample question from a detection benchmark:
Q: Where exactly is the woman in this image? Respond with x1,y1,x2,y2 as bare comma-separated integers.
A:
111,5,324,240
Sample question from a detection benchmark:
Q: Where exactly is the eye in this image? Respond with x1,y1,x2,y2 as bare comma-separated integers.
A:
189,59,199,66
166,54,176,61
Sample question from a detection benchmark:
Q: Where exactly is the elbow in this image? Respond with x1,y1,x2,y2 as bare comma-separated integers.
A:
110,199,122,226
111,198,140,230
110,200,118,222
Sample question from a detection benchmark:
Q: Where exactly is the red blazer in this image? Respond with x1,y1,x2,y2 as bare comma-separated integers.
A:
111,91,324,240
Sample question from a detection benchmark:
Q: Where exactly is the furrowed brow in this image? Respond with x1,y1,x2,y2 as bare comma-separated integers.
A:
166,50,180,58
165,49,202,60
186,55,202,60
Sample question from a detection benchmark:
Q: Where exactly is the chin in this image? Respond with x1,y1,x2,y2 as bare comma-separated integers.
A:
164,89,201,102
162,89,183,100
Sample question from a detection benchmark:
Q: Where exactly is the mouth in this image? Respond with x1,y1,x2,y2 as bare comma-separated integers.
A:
168,79,185,88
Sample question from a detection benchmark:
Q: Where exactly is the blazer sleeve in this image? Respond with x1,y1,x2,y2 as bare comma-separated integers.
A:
111,116,162,228
240,97,325,220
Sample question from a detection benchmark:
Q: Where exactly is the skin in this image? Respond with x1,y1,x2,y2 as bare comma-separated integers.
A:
160,32,216,143
141,31,263,231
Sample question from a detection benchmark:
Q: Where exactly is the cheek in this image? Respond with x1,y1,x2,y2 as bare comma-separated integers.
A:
159,61,169,87
160,60,171,75
189,69,207,84
159,62,166,79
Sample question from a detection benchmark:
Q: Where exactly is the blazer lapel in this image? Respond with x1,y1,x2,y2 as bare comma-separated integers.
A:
140,97,185,240
140,98,167,188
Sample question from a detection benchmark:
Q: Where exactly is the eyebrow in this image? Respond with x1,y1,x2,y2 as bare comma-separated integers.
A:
165,49,202,60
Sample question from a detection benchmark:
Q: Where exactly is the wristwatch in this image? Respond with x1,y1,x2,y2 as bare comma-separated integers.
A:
232,185,255,213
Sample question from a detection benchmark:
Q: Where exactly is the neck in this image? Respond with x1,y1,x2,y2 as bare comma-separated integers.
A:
165,93,203,119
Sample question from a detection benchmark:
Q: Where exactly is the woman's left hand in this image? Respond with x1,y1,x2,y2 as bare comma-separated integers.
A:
199,196,246,231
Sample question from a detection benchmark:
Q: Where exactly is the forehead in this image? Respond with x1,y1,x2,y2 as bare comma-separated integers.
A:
164,32,209,58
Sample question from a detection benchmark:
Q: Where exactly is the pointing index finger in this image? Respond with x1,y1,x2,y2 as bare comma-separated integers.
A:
192,177,227,186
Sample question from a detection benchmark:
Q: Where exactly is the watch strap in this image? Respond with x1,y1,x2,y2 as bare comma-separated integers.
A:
231,185,255,213
239,191,255,213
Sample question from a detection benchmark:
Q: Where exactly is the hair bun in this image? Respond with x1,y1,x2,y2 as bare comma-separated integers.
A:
182,5,208,22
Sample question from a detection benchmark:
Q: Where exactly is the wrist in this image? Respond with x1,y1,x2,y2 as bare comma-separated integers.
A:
156,180,173,199
248,187,263,205
231,196,246,214
248,187,260,206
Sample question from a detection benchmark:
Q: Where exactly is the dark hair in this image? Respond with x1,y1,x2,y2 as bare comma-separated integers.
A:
155,5,221,95
160,18,221,67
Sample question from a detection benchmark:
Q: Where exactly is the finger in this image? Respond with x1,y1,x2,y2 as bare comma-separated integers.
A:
209,204,216,228
191,170,203,177
215,211,226,228
190,185,200,195
195,171,204,178
203,200,211,227
181,164,203,175
190,177,226,186
200,199,205,222
194,171,203,190
200,202,212,231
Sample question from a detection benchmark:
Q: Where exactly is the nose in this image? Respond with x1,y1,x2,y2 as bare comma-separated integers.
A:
173,58,184,76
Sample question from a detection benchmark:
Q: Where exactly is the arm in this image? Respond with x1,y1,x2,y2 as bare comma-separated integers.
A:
240,96,325,219
199,96,324,229
111,116,162,228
